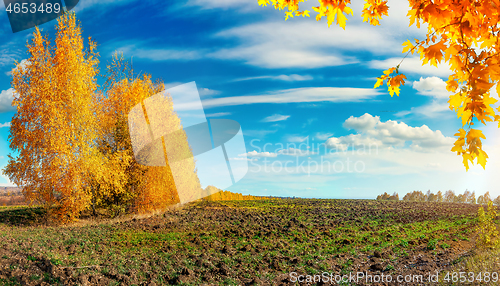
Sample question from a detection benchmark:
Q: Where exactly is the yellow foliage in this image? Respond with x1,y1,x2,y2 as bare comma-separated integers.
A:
4,12,99,223
476,201,499,249
3,15,202,222
99,54,200,214
201,186,266,201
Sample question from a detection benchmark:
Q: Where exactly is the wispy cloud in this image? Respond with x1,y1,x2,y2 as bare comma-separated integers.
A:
368,57,452,77
261,114,290,122
206,112,231,117
287,135,308,143
302,118,317,128
242,148,315,157
185,0,260,12
242,129,277,138
315,132,333,140
0,122,10,128
0,42,22,68
242,150,277,158
198,88,221,97
197,87,380,108
73,0,136,12
233,74,314,82
114,43,203,61
208,19,411,69
395,77,454,118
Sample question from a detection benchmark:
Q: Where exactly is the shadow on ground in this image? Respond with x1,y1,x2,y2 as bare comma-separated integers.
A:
0,206,45,226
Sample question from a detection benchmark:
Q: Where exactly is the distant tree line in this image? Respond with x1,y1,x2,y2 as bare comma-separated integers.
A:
201,186,268,201
376,192,399,201
377,190,500,205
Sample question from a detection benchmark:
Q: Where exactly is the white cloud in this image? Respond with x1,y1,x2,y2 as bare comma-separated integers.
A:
287,135,308,143
5,59,30,76
412,76,451,99
261,114,290,122
0,41,22,68
302,118,318,128
198,87,380,108
325,134,382,151
210,45,354,69
198,88,221,97
164,82,186,90
368,56,452,77
395,100,451,118
242,129,277,137
73,0,135,12
0,173,15,187
115,43,202,61
315,132,333,140
326,113,454,151
343,113,380,131
0,88,16,113
395,76,454,118
185,0,259,12
242,150,277,158
233,74,314,82
230,157,257,161
0,122,10,128
208,20,408,69
206,112,231,117
241,148,315,158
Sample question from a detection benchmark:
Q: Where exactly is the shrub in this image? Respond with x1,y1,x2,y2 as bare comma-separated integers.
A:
476,201,499,249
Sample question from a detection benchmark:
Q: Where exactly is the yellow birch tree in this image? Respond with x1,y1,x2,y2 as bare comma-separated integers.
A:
4,12,100,222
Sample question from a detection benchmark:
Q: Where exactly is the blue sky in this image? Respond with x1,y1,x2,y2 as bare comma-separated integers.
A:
0,0,499,199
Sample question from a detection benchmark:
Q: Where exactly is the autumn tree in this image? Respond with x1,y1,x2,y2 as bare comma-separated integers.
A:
3,14,203,221
483,191,492,204
202,186,263,201
464,190,476,204
470,191,477,204
493,195,500,206
388,192,399,201
376,192,391,200
436,191,443,202
414,190,426,202
401,190,426,201
3,12,100,222
97,53,201,215
444,190,456,203
427,191,437,202
259,0,500,171
477,195,484,205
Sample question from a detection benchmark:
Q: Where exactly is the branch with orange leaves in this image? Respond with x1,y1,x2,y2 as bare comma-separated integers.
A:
258,0,389,29
259,0,500,171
